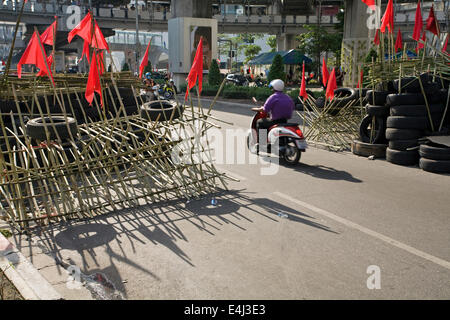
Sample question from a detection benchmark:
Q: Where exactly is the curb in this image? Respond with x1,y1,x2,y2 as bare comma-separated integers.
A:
176,95,253,109
0,232,62,300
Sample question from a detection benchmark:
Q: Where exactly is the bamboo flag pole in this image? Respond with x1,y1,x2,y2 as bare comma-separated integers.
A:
2,0,26,83
52,16,58,75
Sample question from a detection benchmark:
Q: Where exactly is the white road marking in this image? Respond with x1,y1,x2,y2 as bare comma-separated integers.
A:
274,192,450,271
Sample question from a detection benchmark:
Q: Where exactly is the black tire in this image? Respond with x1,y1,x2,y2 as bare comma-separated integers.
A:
333,87,358,108
282,140,301,165
386,116,428,130
385,128,423,140
25,116,78,141
359,115,386,144
315,96,325,109
386,93,426,106
390,104,444,117
419,144,450,161
386,148,419,166
365,90,390,106
388,139,419,151
419,158,450,173
351,140,387,158
366,104,390,117
140,100,184,121
393,77,421,93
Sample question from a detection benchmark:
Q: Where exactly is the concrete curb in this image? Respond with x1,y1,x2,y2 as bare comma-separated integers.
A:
176,95,253,109
0,232,62,300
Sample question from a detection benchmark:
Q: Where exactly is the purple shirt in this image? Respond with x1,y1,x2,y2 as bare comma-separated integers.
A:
263,91,294,120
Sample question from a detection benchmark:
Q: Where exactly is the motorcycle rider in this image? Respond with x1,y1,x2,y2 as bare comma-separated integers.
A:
252,79,294,143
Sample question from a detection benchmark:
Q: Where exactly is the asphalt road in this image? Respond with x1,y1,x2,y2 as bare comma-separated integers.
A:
9,99,450,300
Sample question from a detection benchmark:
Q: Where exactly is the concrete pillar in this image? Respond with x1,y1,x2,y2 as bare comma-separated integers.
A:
276,34,295,51
341,0,373,87
172,0,212,18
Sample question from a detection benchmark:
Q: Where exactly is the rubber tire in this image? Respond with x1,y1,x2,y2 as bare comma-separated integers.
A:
388,139,419,151
25,116,78,141
140,100,184,121
352,140,387,158
419,157,450,173
359,115,386,144
419,144,450,160
386,116,428,130
385,128,423,140
366,104,390,117
386,148,419,166
333,87,358,108
390,104,444,117
365,90,390,106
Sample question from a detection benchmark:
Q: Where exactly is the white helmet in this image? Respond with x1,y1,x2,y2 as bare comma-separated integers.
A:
269,79,284,91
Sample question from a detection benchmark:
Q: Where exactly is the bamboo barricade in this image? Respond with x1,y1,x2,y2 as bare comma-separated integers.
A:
0,75,229,232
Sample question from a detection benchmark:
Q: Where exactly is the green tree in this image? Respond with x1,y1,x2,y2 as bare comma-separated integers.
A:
208,59,221,86
267,35,277,52
107,64,112,72
243,45,261,64
122,63,130,71
268,54,286,83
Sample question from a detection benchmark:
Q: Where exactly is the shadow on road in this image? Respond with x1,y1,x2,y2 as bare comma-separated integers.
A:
12,188,338,299
291,163,363,183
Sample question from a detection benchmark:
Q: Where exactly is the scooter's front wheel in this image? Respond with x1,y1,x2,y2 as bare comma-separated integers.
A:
282,141,301,165
247,134,258,154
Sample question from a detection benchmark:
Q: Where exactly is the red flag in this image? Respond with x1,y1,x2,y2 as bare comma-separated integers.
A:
185,37,203,101
17,31,54,84
380,0,394,34
299,62,308,100
425,5,440,37
68,12,109,51
79,40,90,63
36,53,54,77
361,0,376,10
373,29,380,45
325,68,337,101
443,34,448,54
85,51,102,106
395,29,403,52
139,40,151,79
98,51,105,76
357,70,363,89
40,19,57,46
412,1,423,41
321,58,329,87
417,31,426,52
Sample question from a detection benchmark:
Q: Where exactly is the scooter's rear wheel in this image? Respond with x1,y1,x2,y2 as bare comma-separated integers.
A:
283,141,301,165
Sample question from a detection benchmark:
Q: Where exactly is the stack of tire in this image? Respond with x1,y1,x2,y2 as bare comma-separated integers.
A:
419,142,450,174
385,75,448,166
352,90,391,158
314,87,360,115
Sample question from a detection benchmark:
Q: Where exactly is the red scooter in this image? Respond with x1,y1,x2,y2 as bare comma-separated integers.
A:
247,98,307,165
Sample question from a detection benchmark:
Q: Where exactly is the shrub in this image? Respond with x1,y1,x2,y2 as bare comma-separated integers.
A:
268,54,286,83
122,63,130,71
208,59,221,86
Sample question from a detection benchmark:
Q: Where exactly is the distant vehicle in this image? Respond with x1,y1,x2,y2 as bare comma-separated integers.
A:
67,66,78,74
226,73,249,86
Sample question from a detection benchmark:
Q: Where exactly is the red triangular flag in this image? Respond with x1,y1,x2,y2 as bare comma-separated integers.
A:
374,29,380,45
85,51,102,106
325,68,337,101
357,70,363,88
412,1,423,41
139,40,151,79
425,4,440,37
380,0,394,34
299,62,308,100
92,21,109,51
98,51,105,76
443,34,448,54
17,31,54,85
417,31,426,52
361,0,376,10
79,40,90,63
321,58,329,87
36,53,54,77
395,29,403,52
40,18,57,46
185,37,203,101
68,12,92,44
